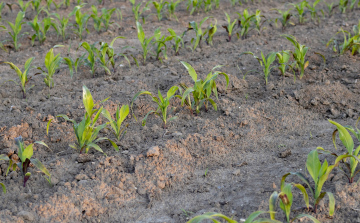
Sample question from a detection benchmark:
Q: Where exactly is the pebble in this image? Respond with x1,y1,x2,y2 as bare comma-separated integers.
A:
146,146,160,157
75,174,88,181
232,169,241,176
17,211,35,221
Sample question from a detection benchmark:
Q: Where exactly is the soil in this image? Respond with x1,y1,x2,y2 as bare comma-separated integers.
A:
0,0,360,222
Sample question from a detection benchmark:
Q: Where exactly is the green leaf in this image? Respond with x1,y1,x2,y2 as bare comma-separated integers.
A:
0,154,9,161
0,182,6,194
329,119,354,154
306,150,321,184
30,158,51,178
22,144,34,160
269,191,278,220
181,61,197,82
187,212,237,223
83,85,94,117
291,214,320,223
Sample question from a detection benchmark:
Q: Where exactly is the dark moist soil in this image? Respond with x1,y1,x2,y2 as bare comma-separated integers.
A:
0,0,360,222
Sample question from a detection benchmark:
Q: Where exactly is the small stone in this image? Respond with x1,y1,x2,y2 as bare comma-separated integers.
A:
278,149,291,158
157,180,165,189
172,132,182,137
75,174,88,181
310,97,319,106
146,146,160,157
17,211,35,221
324,80,331,85
78,180,88,186
77,154,94,163
266,83,275,91
51,177,59,185
331,108,340,117
232,169,241,176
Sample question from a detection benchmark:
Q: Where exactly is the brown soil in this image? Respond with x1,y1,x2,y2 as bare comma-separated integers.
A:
0,0,360,222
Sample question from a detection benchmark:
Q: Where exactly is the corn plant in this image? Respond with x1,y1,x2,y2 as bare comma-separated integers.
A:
203,0,213,12
102,105,129,142
188,211,280,223
3,11,26,51
350,0,359,10
136,21,155,64
130,0,150,23
71,5,89,41
290,0,307,24
0,58,35,99
167,0,181,21
0,2,11,19
28,16,56,45
271,8,293,30
282,149,339,216
14,0,31,12
37,48,62,96
325,2,336,16
46,0,62,11
31,0,44,15
306,0,323,24
282,34,309,79
91,5,103,33
187,0,202,15
101,8,120,31
104,36,132,71
63,43,85,78
168,28,184,55
206,19,217,46
339,0,349,13
240,51,277,85
236,9,255,39
276,50,291,77
178,61,229,114
153,28,173,61
131,86,179,128
327,29,360,55
13,136,51,187
51,12,69,41
186,17,211,50
51,86,117,153
80,42,98,77
327,119,360,183
153,0,168,21
269,181,319,223
63,0,70,8
223,12,237,42
254,9,266,34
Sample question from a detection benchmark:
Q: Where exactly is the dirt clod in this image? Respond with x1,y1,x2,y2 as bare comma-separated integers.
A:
146,146,160,157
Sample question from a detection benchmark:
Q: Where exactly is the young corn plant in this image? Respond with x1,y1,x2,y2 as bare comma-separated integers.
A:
3,11,26,51
51,5,82,41
131,86,179,128
136,21,155,64
13,136,51,187
186,17,211,50
206,19,217,46
104,36,132,71
327,29,360,55
306,0,323,24
282,149,339,216
187,0,202,15
236,9,255,39
276,50,291,77
16,0,32,12
339,0,349,13
71,5,90,41
50,86,117,154
102,104,129,142
328,119,360,183
269,181,319,223
240,51,277,85
222,12,237,42
153,0,168,21
153,28,173,61
0,2,11,19
80,42,99,77
325,2,336,16
91,5,103,33
166,0,181,21
203,0,213,12
101,8,121,31
27,16,56,45
168,28,184,55
37,48,62,96
178,61,229,114
0,58,35,99
290,0,307,24
282,34,309,79
31,0,45,15
272,8,293,30
130,0,150,23
254,9,266,34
